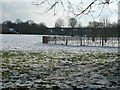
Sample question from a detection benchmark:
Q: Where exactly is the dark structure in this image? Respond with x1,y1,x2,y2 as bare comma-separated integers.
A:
42,27,119,47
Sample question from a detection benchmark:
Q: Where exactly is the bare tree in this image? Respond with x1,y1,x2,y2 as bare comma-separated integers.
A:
68,18,77,36
100,18,111,43
69,18,77,28
26,20,34,25
39,22,47,28
55,18,64,28
78,22,82,28
15,19,22,24
100,18,111,27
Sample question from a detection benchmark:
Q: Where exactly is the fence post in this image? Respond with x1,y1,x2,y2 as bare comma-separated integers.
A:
65,36,68,45
102,37,104,46
80,36,82,46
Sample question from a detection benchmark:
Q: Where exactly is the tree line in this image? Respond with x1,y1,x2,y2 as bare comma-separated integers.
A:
1,18,119,37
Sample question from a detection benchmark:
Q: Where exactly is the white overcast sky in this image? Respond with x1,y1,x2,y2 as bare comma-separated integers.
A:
0,0,119,27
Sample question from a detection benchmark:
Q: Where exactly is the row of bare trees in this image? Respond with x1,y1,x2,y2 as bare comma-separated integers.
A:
55,17,118,28
1,17,118,34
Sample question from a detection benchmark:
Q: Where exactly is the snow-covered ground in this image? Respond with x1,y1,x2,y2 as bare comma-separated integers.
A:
0,34,118,53
1,51,119,89
0,34,119,90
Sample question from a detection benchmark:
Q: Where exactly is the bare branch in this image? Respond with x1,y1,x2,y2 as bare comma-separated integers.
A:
106,4,113,14
32,0,47,5
46,1,58,12
74,0,97,18
60,0,65,11
98,4,105,17
33,0,118,18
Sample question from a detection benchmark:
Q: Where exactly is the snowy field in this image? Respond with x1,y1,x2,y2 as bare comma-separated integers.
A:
0,34,119,53
0,49,119,89
0,34,120,90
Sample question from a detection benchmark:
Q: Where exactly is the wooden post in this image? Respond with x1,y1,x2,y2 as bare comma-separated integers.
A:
80,36,82,46
65,36,68,45
102,37,104,46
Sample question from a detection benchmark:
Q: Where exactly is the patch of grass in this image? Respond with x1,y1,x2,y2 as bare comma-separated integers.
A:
0,50,118,73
